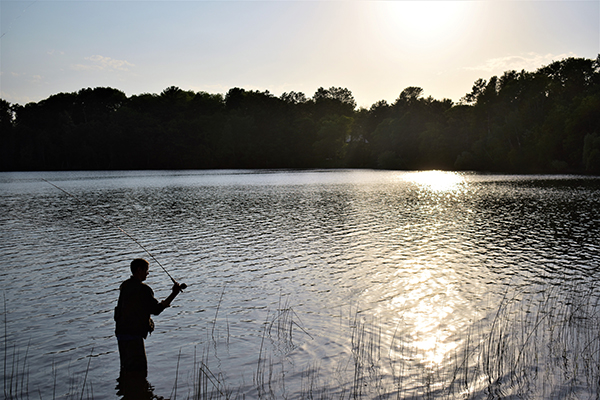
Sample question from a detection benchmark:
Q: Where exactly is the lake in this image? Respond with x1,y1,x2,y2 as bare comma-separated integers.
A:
1,170,599,399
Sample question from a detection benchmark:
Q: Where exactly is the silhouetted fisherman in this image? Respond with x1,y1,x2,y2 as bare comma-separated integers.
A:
115,258,182,377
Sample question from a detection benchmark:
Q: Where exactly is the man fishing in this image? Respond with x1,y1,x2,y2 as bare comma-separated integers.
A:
114,258,183,377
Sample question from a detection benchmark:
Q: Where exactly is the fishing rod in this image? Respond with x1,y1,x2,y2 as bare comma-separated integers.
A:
42,178,187,290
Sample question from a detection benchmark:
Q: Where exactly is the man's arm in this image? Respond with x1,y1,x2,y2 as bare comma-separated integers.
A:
160,282,183,308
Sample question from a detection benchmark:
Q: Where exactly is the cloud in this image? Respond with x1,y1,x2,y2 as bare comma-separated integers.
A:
7,72,42,83
72,55,134,72
465,52,577,73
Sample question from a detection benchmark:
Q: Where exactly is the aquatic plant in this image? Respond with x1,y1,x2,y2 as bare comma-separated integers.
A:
3,278,600,399
186,280,600,399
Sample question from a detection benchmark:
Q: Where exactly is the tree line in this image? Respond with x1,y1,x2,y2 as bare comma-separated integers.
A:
1,55,599,173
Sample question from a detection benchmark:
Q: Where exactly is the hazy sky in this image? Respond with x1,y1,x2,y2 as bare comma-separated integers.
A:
1,0,598,107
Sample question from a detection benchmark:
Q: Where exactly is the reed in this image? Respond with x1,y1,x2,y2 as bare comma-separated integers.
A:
187,280,600,400
2,297,95,400
484,281,600,398
3,278,599,399
3,295,30,400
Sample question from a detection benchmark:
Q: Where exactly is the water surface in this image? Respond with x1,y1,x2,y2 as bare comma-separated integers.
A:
1,170,599,399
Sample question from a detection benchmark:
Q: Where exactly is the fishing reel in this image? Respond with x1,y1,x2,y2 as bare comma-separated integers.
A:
174,281,187,291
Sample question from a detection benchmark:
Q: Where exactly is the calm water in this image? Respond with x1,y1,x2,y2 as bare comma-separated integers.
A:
1,170,599,399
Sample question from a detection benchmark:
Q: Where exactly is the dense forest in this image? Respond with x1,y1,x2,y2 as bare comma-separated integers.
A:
1,56,599,173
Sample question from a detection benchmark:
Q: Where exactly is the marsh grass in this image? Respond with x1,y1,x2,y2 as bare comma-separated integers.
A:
2,295,95,400
478,282,600,398
3,280,600,399
3,340,30,400
3,295,30,400
187,281,600,400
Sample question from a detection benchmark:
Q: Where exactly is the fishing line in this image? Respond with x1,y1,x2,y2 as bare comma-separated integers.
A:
42,178,187,289
0,0,38,40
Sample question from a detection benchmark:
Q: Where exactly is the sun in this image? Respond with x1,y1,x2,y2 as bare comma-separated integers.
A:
401,2,461,35
373,1,473,50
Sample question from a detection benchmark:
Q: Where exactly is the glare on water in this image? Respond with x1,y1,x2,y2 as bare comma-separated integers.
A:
402,170,466,192
387,262,461,366
370,171,471,367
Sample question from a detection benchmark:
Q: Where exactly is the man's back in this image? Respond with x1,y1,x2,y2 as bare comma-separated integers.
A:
115,277,165,339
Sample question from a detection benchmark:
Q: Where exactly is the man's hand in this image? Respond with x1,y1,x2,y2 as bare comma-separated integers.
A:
172,281,183,294
161,282,183,308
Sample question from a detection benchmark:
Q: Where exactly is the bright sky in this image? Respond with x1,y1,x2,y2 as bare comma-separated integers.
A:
1,0,598,108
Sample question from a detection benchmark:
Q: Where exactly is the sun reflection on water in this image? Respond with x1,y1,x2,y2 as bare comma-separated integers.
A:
378,260,469,368
357,171,473,371
403,170,466,192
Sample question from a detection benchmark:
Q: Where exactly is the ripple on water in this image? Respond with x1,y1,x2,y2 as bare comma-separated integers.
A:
1,170,599,399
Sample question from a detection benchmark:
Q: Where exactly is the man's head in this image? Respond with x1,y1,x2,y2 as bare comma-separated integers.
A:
130,258,149,281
